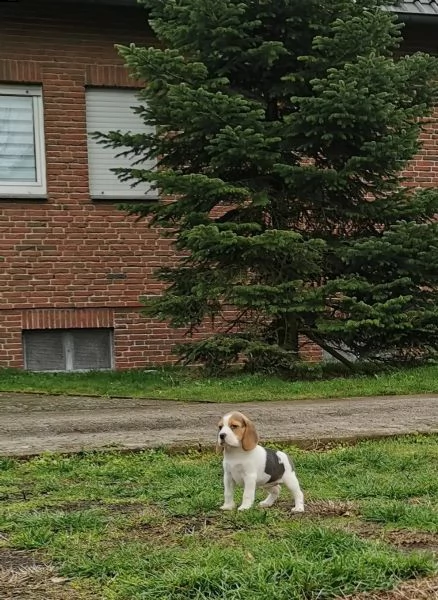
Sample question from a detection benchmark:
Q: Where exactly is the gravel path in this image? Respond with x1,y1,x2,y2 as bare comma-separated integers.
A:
0,392,437,456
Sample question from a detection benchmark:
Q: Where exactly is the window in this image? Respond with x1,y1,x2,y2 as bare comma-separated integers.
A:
322,345,357,363
23,328,113,372
0,86,46,197
86,88,156,199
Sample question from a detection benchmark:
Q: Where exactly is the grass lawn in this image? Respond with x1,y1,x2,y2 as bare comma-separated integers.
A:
0,435,437,599
0,364,437,402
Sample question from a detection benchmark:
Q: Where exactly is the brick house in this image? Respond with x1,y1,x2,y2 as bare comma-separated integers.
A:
0,0,437,371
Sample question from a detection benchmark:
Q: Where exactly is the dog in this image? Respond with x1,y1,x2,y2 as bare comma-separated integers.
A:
217,411,304,512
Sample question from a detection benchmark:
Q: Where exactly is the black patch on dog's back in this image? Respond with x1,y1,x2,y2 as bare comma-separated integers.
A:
265,448,285,483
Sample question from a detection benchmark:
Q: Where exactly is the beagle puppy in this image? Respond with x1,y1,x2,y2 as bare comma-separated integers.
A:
217,411,304,512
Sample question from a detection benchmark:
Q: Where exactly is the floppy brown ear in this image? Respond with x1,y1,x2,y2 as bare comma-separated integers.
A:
241,415,259,451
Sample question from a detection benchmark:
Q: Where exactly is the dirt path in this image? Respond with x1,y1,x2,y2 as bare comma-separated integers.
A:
0,392,437,456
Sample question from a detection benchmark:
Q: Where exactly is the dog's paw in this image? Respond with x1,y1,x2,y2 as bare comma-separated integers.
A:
237,504,252,511
259,500,273,508
291,505,305,513
220,504,235,511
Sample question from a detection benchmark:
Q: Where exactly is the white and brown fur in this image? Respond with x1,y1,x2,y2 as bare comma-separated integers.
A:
217,411,304,512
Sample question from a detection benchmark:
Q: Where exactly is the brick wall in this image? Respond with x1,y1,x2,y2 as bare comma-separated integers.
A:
0,0,186,369
398,23,438,188
0,3,435,369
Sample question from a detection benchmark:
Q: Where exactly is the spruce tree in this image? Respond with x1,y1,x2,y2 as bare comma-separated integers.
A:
98,0,438,371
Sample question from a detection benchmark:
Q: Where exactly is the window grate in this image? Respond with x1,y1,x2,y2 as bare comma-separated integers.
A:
23,328,113,372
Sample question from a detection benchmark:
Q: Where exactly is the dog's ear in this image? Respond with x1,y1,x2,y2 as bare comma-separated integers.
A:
216,419,224,454
241,415,259,451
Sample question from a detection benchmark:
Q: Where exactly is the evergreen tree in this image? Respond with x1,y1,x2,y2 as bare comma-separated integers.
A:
97,0,438,371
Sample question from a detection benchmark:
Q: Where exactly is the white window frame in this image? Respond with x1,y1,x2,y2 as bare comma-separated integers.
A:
0,85,46,197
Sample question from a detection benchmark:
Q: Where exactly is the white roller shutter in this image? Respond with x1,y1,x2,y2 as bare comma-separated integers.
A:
86,88,156,199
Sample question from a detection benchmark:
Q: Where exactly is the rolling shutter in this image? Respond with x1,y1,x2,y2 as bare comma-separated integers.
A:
85,88,156,199
23,330,66,372
71,329,113,371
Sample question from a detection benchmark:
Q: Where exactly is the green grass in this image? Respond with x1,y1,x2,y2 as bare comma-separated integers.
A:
0,363,437,402
0,435,437,599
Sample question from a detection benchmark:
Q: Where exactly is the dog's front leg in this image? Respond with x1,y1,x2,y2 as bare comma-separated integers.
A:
220,469,235,510
238,474,257,511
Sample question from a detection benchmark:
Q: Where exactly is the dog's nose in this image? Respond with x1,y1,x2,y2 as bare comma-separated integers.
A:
219,433,226,441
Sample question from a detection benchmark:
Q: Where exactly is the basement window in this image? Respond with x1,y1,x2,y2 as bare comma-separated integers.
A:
23,328,113,372
0,86,46,197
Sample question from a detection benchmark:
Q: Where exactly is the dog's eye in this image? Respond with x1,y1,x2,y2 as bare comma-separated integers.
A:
230,424,238,430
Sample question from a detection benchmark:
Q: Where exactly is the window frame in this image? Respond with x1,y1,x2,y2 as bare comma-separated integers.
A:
0,85,46,198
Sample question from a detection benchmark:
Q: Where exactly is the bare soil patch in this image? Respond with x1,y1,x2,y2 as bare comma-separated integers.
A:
56,500,144,514
303,499,358,517
0,548,83,600
0,547,44,570
138,515,219,539
340,575,438,599
382,529,438,553
338,521,438,553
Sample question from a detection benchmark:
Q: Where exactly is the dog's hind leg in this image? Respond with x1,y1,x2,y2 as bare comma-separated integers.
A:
259,484,281,508
282,470,304,513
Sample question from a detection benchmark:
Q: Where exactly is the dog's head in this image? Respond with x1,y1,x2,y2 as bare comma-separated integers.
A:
217,412,259,452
